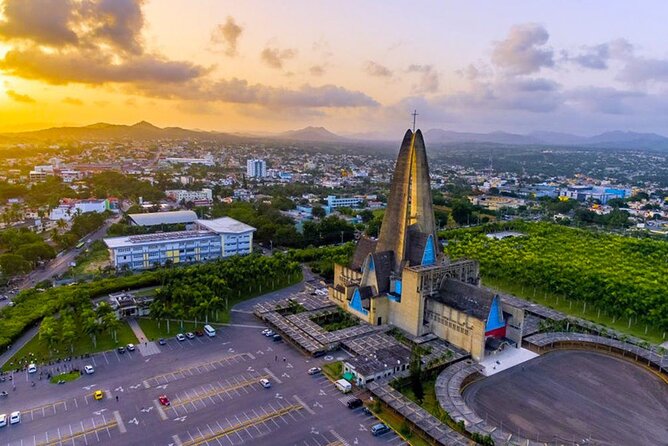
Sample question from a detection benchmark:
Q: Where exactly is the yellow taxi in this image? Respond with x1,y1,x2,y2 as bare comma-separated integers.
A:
93,390,104,401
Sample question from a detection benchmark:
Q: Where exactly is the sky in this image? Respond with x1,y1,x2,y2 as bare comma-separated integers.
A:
1,0,668,136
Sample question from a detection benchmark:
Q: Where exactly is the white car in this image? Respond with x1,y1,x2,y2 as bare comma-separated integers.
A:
259,379,271,388
176,333,186,341
0,414,6,427
126,343,135,352
84,365,95,375
27,364,37,374
261,328,272,335
9,411,20,425
307,367,322,375
264,330,275,337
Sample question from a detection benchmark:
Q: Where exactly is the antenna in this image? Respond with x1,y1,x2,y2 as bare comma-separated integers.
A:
412,110,418,132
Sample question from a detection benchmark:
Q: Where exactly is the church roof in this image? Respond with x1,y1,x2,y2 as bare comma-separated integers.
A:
430,279,496,321
351,236,377,270
406,226,431,266
371,250,394,293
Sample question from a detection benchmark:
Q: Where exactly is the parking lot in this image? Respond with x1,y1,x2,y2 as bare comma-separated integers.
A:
0,285,408,446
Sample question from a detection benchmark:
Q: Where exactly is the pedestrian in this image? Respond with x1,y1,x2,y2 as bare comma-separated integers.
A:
283,357,286,362
115,395,119,402
275,355,277,362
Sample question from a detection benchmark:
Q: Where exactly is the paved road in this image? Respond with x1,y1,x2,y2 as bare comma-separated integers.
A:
0,285,406,446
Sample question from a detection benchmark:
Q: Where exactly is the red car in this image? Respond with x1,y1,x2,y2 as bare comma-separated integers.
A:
158,395,170,406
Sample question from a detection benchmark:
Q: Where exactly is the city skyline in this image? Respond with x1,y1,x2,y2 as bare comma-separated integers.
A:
1,1,668,135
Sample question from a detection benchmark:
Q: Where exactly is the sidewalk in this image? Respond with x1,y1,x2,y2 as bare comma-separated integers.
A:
127,318,161,357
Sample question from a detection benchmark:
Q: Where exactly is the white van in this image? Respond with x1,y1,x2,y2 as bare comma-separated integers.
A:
203,325,216,337
334,379,352,394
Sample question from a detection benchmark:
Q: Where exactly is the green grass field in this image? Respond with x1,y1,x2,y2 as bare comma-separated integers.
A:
50,371,81,384
484,276,666,344
3,321,138,372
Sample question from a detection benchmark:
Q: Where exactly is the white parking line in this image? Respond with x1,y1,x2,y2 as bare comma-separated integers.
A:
172,434,182,446
114,410,126,434
293,395,315,415
263,367,282,384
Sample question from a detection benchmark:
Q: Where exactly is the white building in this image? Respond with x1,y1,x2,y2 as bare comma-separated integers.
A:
49,199,108,221
326,195,363,208
165,188,213,204
104,217,255,271
163,155,214,166
246,159,267,178
128,210,198,227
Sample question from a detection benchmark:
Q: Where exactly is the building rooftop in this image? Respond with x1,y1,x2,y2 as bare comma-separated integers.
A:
430,279,495,321
345,344,411,376
196,217,256,234
129,210,198,226
103,230,216,249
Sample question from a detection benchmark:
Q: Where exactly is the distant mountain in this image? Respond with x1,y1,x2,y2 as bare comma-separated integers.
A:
0,121,242,142
276,126,347,142
425,128,668,150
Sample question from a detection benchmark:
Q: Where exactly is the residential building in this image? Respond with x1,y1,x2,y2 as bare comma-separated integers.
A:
104,217,255,270
246,159,267,178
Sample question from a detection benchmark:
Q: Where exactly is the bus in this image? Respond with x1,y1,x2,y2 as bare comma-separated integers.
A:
75,241,85,249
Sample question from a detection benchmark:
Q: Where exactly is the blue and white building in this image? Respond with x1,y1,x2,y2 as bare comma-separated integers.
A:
104,217,255,271
246,159,267,178
326,195,363,209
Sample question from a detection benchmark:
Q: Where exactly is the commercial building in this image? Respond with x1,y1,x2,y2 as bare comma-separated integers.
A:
49,198,109,221
165,188,213,204
326,195,363,209
104,216,255,271
329,129,525,361
559,185,631,204
246,159,267,178
163,155,215,166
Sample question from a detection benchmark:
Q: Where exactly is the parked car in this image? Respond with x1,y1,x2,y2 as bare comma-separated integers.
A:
158,338,166,345
84,365,95,375
194,330,204,337
126,343,135,352
27,363,37,374
363,407,373,416
93,390,104,401
307,367,322,375
117,346,126,354
0,414,6,427
346,398,363,409
272,334,282,342
9,411,20,425
259,379,271,389
371,423,390,436
158,395,170,406
261,328,271,335
176,333,186,341
185,332,195,339
264,330,275,337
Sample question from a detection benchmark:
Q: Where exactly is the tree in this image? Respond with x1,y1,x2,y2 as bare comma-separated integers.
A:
82,309,101,348
39,316,58,356
409,346,424,404
104,312,121,343
0,254,31,276
60,314,77,353
451,199,475,226
312,205,326,219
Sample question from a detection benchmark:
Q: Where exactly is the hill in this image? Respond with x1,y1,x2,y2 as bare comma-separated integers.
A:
276,126,347,142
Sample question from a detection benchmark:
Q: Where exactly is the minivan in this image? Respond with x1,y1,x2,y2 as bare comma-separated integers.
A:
371,423,390,436
204,325,216,337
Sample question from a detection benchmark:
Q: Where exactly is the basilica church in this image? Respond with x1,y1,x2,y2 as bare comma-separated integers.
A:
328,129,524,360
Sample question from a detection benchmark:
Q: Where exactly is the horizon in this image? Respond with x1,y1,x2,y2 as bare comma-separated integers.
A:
1,1,668,136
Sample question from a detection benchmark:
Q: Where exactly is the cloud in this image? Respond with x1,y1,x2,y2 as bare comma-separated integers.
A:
62,97,83,105
364,61,392,77
492,23,554,74
407,64,439,93
565,87,642,114
309,65,325,76
566,39,634,70
618,56,668,84
82,0,145,55
0,47,207,84
6,89,35,103
260,47,296,69
137,78,379,108
0,0,78,46
210,17,242,57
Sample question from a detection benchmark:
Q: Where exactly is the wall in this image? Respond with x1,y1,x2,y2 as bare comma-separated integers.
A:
425,299,486,361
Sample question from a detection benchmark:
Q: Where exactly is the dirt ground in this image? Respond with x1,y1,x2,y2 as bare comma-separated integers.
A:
463,350,668,445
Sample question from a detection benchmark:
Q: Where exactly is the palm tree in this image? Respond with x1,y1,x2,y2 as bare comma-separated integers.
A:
39,317,58,357
60,315,77,354
81,309,101,348
104,313,121,344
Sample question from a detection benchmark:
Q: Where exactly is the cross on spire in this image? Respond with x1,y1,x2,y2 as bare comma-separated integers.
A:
412,110,419,132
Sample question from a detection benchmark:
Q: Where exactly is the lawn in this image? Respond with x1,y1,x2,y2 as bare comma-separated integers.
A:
484,276,666,344
2,321,138,372
50,371,81,384
66,240,110,276
322,361,343,381
137,318,213,340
